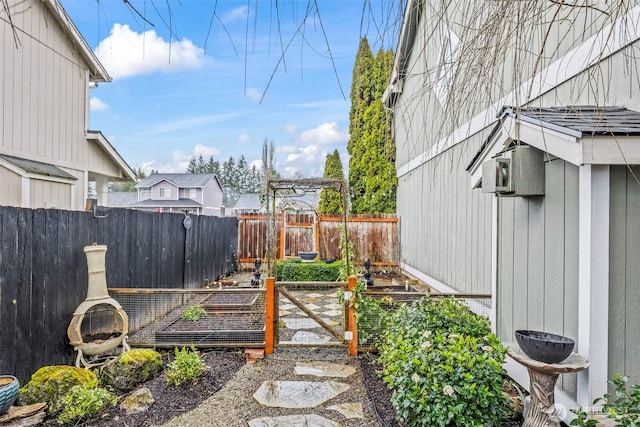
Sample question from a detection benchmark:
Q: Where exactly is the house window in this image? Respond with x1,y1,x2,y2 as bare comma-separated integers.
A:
186,188,196,198
432,26,460,107
159,188,171,198
140,189,151,200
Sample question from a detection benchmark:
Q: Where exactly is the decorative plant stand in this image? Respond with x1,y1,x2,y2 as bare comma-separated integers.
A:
507,343,589,427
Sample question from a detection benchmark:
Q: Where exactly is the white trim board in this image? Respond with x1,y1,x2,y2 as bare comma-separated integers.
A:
396,4,640,178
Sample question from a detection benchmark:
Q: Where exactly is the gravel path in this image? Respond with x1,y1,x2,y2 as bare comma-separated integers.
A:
164,348,380,427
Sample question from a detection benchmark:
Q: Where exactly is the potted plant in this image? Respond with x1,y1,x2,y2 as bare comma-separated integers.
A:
0,375,19,414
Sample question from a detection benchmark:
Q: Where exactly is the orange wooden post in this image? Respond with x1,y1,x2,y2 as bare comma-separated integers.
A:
347,275,358,356
265,277,275,354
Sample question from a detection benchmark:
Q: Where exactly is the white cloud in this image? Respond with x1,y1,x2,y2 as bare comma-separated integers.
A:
274,122,349,178
90,97,109,111
245,88,262,102
299,122,348,145
237,133,252,143
283,166,301,177
95,24,210,79
285,124,297,134
140,146,221,175
193,145,220,158
149,113,241,134
223,6,248,22
278,145,298,154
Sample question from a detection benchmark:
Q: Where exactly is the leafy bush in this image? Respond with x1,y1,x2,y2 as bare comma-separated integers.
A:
571,373,640,426
181,305,207,321
275,259,343,282
166,346,207,386
19,366,97,414
377,297,512,426
57,385,116,424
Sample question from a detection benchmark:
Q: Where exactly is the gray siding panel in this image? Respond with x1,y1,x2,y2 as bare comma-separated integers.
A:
498,197,515,340
609,166,640,387
397,141,493,295
527,197,545,332
609,166,627,385
543,160,565,336
496,159,579,397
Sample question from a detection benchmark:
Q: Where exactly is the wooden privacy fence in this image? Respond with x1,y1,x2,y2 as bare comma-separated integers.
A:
238,213,398,267
0,206,237,384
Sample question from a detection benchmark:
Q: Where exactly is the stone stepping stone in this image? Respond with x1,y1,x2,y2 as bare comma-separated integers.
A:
295,361,356,378
327,402,364,419
253,380,350,408
247,414,342,427
291,331,332,344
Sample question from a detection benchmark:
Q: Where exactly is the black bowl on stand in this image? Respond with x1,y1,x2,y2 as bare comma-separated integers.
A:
515,330,575,364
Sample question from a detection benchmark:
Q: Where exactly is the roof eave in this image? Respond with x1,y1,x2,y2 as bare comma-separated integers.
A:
384,0,422,108
86,131,137,181
41,0,112,83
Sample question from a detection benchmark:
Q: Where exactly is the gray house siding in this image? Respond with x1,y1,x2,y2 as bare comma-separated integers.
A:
202,182,223,215
398,139,493,295
609,165,640,387
497,159,579,397
151,182,178,200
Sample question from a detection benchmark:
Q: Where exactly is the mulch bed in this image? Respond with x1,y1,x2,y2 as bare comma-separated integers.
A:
40,350,246,427
36,348,524,426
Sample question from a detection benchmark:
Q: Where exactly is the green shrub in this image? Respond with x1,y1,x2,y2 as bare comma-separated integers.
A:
57,385,116,425
166,346,207,386
571,373,640,426
275,259,343,281
181,305,207,321
19,366,97,414
377,297,511,426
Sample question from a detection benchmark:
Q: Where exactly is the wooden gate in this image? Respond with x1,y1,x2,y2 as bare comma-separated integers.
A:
274,281,346,347
265,277,358,355
281,210,316,258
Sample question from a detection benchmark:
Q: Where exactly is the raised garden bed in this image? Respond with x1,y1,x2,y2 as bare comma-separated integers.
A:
154,313,265,346
201,293,260,311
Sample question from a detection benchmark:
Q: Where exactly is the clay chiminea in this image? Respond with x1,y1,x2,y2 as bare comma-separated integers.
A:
67,245,130,368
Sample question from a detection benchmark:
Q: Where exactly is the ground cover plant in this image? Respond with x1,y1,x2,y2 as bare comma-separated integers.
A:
571,373,640,426
166,346,207,386
57,384,116,424
180,305,207,321
376,297,513,426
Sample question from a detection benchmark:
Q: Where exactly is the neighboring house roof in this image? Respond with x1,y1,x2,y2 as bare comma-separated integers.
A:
42,0,111,82
233,193,262,211
232,191,321,213
0,154,77,180
278,191,320,211
138,173,219,188
86,131,137,181
106,192,137,207
132,199,204,208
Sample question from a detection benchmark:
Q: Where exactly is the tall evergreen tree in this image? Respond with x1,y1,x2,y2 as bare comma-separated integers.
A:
347,39,397,214
318,150,344,215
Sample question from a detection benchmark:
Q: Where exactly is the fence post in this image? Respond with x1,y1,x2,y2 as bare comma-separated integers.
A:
265,277,275,354
347,275,358,356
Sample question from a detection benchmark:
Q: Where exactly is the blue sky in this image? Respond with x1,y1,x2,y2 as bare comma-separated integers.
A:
60,0,401,178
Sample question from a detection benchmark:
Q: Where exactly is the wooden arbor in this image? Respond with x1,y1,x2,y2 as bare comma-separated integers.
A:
265,178,349,276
